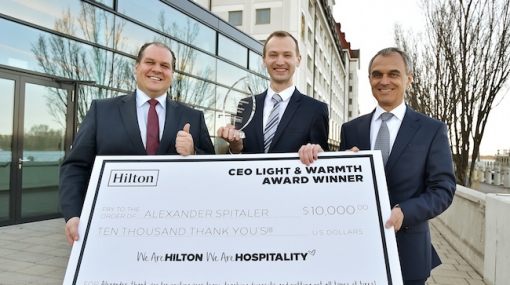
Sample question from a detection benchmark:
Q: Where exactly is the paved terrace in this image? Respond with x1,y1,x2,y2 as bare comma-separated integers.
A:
0,218,485,285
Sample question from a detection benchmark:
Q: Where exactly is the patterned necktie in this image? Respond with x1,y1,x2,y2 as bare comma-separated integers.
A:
374,112,394,166
146,99,160,155
263,94,283,153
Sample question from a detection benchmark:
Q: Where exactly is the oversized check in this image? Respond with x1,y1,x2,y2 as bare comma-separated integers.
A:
63,151,402,285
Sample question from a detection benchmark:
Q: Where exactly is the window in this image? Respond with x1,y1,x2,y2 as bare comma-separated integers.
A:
256,9,270,24
218,34,248,68
349,86,352,92
301,14,305,40
229,11,242,26
249,50,266,75
308,27,313,44
119,0,216,53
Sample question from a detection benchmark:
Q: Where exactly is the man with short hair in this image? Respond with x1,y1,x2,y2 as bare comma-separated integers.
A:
60,42,215,245
341,47,456,284
217,31,329,157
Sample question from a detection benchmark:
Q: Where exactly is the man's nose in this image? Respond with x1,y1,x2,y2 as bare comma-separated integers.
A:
151,64,163,72
380,75,390,84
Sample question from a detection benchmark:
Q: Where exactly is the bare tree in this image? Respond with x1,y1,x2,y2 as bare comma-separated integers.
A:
395,0,510,186
248,65,270,95
24,124,63,151
31,4,268,138
155,12,216,109
31,3,132,127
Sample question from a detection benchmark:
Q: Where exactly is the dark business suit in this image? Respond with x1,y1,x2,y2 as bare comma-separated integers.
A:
59,92,215,221
236,88,329,153
339,106,456,281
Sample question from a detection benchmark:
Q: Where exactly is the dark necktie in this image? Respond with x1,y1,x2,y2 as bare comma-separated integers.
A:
263,94,283,153
374,112,394,166
146,99,160,155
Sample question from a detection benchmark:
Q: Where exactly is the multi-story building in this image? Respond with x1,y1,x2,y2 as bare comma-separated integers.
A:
336,23,361,119
0,0,269,226
194,0,360,148
0,0,359,227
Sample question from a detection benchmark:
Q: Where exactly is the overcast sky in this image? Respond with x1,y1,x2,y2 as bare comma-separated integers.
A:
332,0,510,156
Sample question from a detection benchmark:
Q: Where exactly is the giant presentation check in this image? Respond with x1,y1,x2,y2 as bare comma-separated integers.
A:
63,152,402,285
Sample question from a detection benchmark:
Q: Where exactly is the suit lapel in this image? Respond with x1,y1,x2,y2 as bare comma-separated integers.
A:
253,92,266,151
158,98,181,154
357,111,373,150
119,92,146,154
270,89,300,150
386,106,421,172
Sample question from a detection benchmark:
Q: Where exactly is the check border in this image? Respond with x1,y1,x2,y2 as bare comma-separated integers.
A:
66,152,401,285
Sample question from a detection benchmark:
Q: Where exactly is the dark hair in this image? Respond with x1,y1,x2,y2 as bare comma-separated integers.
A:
136,42,176,71
263,31,300,57
368,47,413,75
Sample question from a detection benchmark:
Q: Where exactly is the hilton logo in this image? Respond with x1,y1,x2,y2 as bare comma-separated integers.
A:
108,170,159,187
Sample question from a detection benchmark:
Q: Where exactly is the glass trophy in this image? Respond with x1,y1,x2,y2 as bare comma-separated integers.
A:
222,76,256,139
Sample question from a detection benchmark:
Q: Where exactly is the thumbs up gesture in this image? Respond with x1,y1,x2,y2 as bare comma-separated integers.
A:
176,123,195,156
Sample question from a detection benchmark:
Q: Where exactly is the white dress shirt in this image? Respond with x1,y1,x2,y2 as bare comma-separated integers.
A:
370,101,406,153
136,89,166,148
262,86,295,128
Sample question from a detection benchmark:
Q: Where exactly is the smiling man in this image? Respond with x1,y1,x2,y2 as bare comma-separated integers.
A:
217,31,329,157
59,42,215,246
337,47,456,284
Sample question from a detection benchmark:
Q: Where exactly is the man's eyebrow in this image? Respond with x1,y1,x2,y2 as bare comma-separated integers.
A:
371,69,402,75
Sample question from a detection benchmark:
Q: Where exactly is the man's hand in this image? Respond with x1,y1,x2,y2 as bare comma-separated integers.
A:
217,124,243,153
298,143,324,166
176,123,195,156
65,217,80,246
349,146,360,152
385,206,404,232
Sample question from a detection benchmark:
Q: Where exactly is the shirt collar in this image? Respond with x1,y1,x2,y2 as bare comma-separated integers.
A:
136,88,167,109
266,85,296,102
373,101,406,121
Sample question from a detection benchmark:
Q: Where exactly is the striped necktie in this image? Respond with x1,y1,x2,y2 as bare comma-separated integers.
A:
263,94,283,153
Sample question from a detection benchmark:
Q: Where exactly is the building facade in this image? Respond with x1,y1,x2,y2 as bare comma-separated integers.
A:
0,0,269,226
194,0,360,147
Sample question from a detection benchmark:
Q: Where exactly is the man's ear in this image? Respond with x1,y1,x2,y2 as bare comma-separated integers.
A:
296,55,302,67
406,73,414,87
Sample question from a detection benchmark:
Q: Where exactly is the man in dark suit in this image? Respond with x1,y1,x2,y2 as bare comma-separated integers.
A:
60,42,215,245
217,31,329,155
338,47,456,284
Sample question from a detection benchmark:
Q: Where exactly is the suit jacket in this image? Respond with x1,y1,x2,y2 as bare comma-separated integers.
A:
237,88,329,153
339,106,456,281
59,92,215,221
